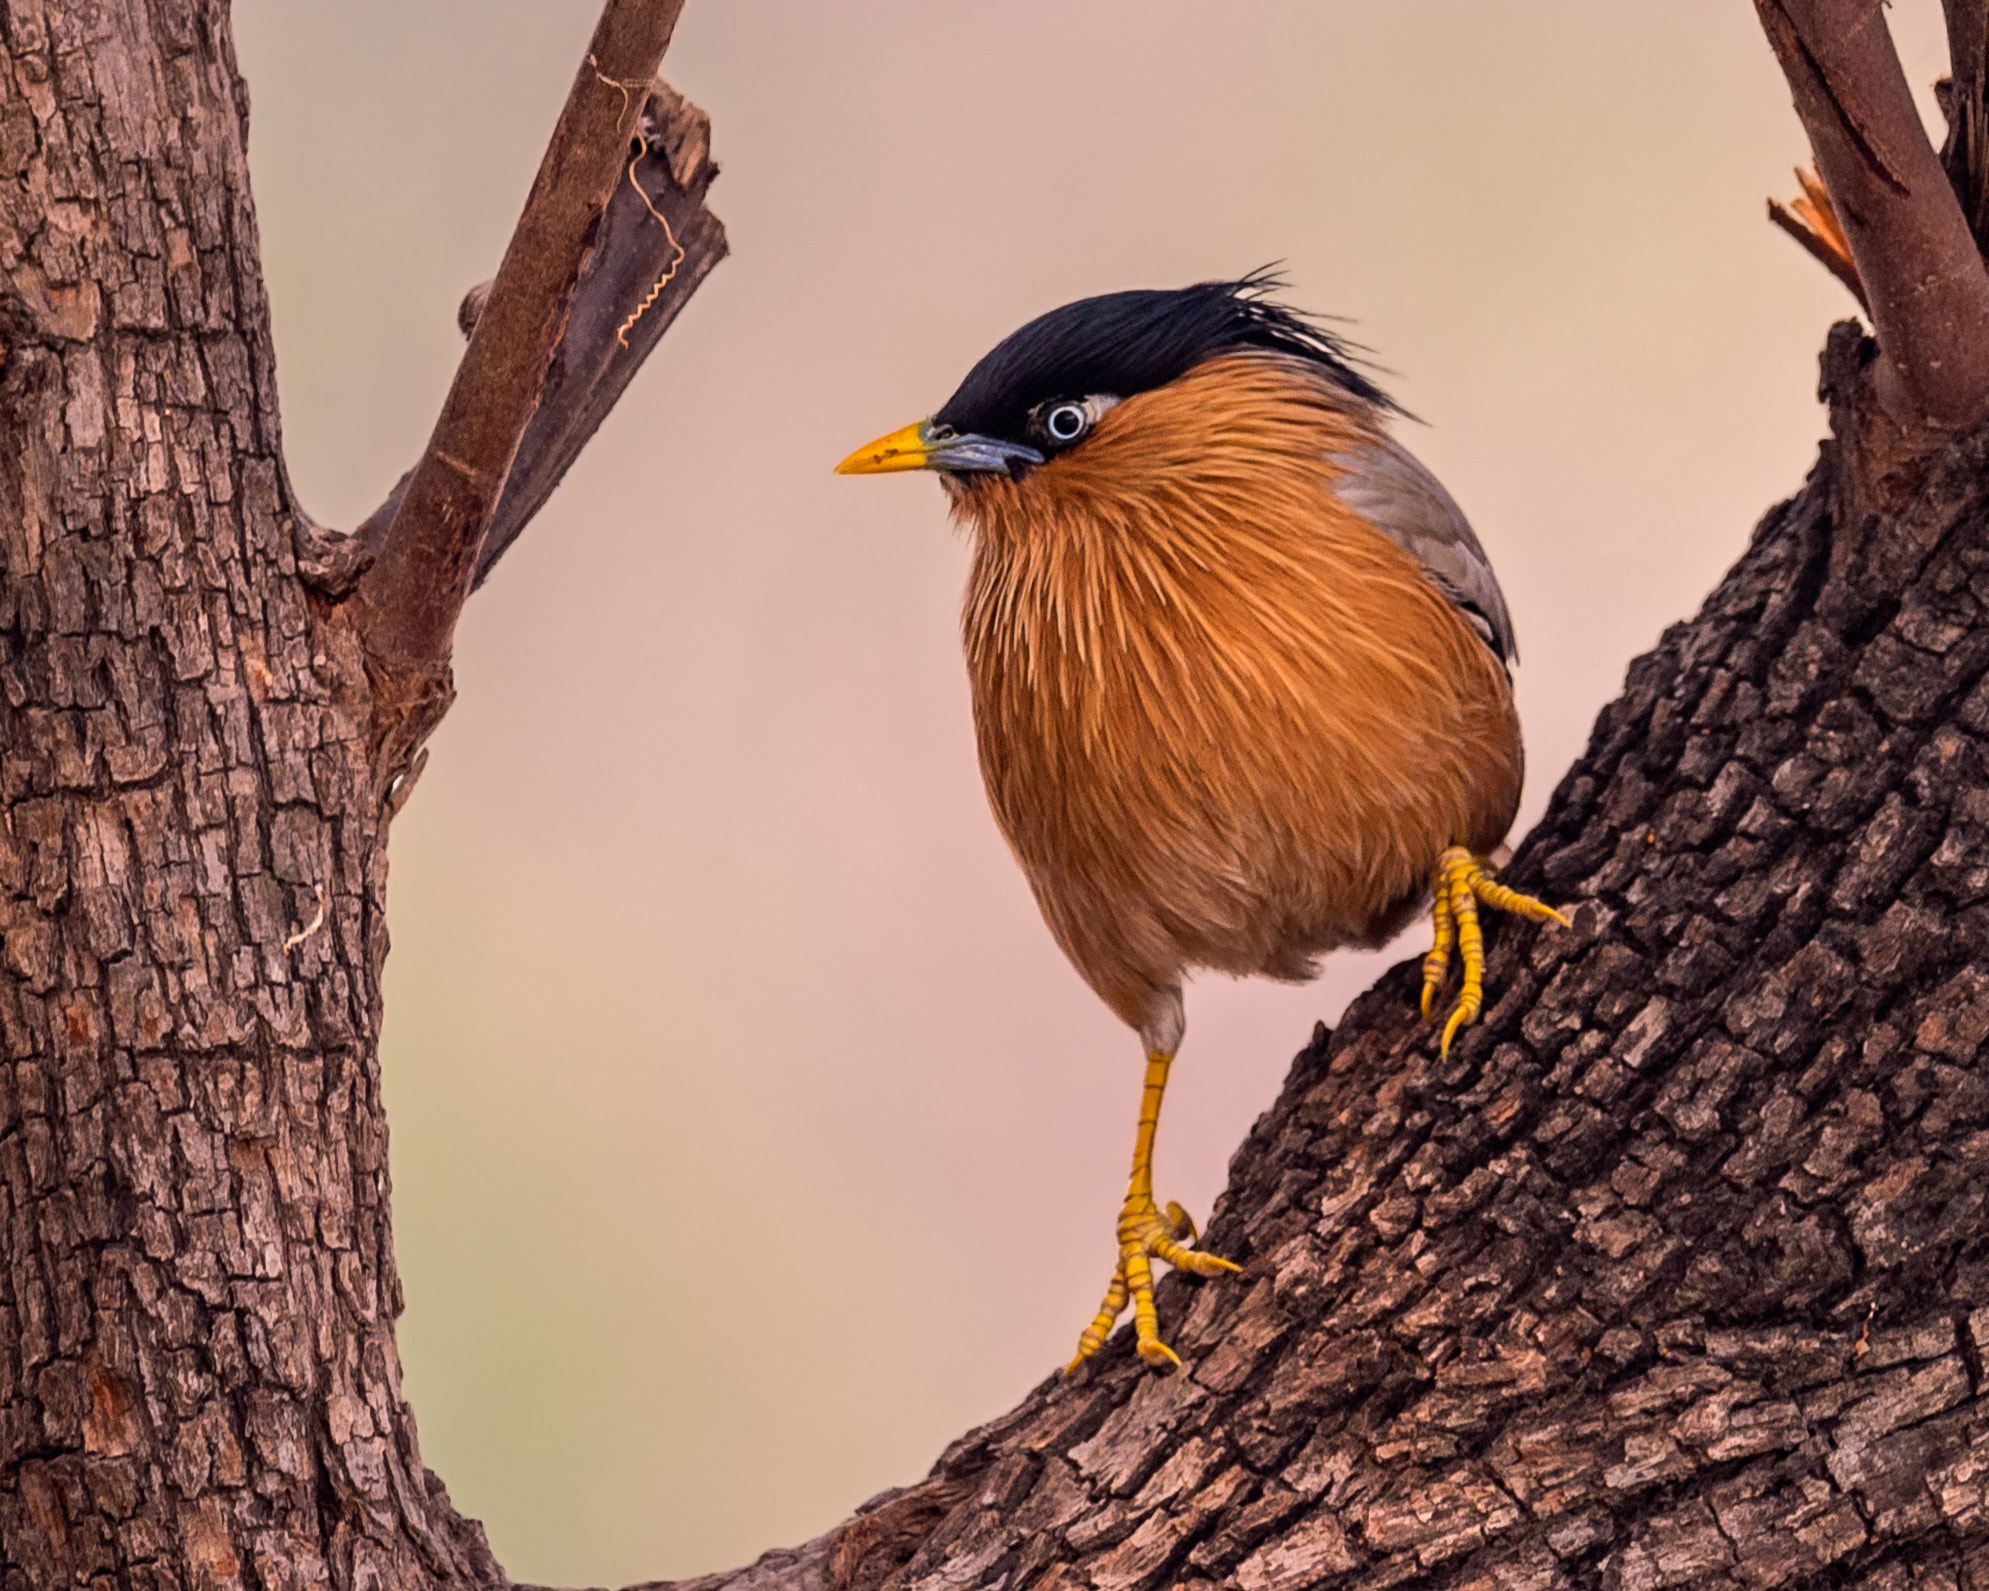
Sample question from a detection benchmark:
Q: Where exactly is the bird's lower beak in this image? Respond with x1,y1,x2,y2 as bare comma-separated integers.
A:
836,419,1044,476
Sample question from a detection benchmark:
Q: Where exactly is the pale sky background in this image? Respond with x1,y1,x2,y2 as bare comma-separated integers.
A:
230,4,1946,1584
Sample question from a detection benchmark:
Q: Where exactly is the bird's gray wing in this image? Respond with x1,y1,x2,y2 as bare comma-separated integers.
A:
1328,432,1518,667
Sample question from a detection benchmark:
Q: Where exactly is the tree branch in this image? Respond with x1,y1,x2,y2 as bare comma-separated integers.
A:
352,0,689,777
472,77,725,587
354,81,726,593
1756,0,1989,438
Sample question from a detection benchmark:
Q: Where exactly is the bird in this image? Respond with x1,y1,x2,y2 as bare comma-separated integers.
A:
836,274,1566,1373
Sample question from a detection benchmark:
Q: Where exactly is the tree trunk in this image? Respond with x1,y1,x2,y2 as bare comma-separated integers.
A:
0,3,514,1587
12,5,1989,1591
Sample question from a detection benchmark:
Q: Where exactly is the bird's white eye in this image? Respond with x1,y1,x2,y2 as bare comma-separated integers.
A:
1028,395,1119,452
1046,402,1089,443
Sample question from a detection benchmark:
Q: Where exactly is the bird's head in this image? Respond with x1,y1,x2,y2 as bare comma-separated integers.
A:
834,273,1395,494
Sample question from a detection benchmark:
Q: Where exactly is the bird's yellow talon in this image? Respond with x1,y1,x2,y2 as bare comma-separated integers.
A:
1139,1339,1183,1369
1440,999,1475,1059
1064,1052,1239,1374
1422,846,1564,1055
1471,873,1573,928
1152,1232,1237,1277
1067,1265,1129,1373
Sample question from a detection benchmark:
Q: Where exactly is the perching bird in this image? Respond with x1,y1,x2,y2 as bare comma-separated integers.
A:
837,275,1565,1372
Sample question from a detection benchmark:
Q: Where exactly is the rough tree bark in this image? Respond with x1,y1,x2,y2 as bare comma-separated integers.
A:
12,4,1989,1591
0,2,722,1588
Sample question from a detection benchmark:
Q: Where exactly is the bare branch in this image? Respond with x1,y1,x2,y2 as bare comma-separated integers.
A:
473,80,726,587
1756,0,1989,436
349,80,726,591
352,0,689,773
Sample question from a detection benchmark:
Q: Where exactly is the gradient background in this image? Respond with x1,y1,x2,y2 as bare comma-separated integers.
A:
230,5,1945,1583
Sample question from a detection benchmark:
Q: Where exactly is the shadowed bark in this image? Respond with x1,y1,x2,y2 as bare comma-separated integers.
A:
11,2,1989,1591
1942,0,1989,255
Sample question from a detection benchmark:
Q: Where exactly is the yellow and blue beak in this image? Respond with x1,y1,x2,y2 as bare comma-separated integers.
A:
836,419,1043,477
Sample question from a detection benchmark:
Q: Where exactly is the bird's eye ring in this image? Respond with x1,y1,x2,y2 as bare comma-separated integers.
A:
1045,402,1090,444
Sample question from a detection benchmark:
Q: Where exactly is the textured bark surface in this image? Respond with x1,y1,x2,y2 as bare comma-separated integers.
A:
0,3,508,1587
651,337,1989,1591
0,3,718,1588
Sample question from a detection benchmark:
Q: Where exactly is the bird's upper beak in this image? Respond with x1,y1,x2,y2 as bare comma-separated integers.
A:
835,419,1044,477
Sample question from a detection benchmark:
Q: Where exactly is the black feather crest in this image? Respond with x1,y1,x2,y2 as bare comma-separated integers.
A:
933,270,1398,444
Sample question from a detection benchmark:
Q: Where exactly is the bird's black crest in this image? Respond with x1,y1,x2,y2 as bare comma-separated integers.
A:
933,271,1397,444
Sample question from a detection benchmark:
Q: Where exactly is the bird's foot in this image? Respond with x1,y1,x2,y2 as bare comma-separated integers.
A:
1066,1197,1239,1374
1420,846,1569,1057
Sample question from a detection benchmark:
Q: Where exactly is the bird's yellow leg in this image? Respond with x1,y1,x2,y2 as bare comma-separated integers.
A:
1422,846,1571,1057
1066,1052,1241,1374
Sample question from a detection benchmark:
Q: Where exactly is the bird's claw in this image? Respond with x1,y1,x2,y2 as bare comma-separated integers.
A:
1065,1197,1239,1374
1421,846,1568,1057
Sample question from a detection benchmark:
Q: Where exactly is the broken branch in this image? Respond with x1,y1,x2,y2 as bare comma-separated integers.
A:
472,80,725,587
1768,164,1870,310
1940,0,1989,249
